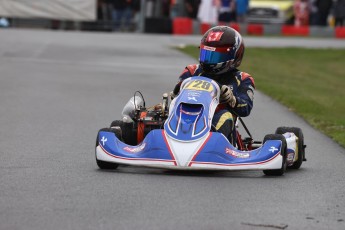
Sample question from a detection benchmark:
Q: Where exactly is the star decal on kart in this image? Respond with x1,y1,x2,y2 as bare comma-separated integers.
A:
101,136,107,146
269,146,278,153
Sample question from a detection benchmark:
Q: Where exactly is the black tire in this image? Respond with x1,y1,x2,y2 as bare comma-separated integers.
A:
263,134,287,176
110,120,137,145
95,127,120,169
275,127,305,169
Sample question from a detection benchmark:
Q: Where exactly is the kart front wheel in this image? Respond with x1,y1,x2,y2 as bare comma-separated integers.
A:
95,128,120,170
263,134,287,176
275,127,305,169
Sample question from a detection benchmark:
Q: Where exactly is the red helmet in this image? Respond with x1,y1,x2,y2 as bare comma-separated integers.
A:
199,26,245,75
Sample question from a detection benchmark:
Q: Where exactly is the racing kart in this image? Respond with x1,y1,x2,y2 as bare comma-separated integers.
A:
95,76,306,176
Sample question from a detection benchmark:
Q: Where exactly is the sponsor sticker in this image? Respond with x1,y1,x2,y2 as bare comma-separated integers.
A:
225,148,250,158
123,143,146,153
187,91,201,97
203,46,216,51
247,90,254,101
188,96,198,102
206,31,224,42
287,152,295,166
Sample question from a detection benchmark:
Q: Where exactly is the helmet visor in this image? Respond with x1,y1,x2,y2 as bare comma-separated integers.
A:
199,45,234,64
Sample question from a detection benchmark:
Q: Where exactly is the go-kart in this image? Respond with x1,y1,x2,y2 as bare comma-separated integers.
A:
95,76,306,176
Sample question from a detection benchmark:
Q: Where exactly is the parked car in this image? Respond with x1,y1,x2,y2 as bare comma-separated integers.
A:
247,0,294,24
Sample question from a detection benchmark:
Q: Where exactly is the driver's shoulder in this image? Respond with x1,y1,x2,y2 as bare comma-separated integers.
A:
186,64,201,75
235,70,255,87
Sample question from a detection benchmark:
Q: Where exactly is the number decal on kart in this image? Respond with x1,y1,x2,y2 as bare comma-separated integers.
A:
186,80,213,92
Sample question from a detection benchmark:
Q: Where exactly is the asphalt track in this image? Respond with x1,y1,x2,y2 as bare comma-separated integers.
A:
0,29,345,230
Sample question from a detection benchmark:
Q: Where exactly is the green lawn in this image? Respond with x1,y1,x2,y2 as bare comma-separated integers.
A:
176,46,345,147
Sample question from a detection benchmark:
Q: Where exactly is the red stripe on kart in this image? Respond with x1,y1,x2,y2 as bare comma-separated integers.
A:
188,132,213,166
162,130,177,166
99,143,175,163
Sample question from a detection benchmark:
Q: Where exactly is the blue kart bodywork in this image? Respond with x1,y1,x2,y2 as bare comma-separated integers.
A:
96,76,286,172
97,129,283,169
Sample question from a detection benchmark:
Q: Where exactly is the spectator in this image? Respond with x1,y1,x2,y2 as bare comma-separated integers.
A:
235,0,249,23
95,0,112,31
146,0,155,17
185,0,201,19
170,0,179,18
99,0,114,21
218,0,236,23
334,0,345,26
315,0,332,26
110,0,133,31
309,0,318,25
97,0,104,20
197,0,220,24
131,0,141,31
294,0,310,26
162,0,171,17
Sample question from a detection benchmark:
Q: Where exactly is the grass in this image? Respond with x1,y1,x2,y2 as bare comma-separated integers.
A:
176,46,345,147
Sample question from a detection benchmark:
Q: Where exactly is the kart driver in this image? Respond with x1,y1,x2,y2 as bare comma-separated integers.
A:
170,26,255,145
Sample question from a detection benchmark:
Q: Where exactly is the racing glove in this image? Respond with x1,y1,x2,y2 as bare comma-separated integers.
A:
220,85,236,108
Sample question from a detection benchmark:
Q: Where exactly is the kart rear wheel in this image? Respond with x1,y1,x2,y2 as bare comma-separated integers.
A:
110,120,137,145
95,128,120,170
275,127,305,169
263,134,287,176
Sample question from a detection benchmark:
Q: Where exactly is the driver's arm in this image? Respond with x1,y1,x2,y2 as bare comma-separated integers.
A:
231,73,255,117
